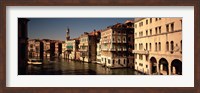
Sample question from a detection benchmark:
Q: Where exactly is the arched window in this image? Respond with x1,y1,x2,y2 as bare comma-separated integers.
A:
159,42,161,51
124,59,126,64
166,41,169,51
155,43,157,51
171,41,174,52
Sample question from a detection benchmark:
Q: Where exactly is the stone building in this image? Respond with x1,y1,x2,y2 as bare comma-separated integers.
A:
61,41,67,58
18,18,29,75
55,40,62,57
42,39,51,58
28,39,43,59
133,18,182,75
79,30,100,62
100,23,134,68
96,42,101,63
64,28,80,60
65,38,80,60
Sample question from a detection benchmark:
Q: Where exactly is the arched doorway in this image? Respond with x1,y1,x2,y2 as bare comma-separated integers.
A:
159,58,169,75
150,57,157,74
171,59,182,75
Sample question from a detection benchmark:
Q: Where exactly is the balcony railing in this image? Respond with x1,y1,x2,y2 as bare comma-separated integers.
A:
79,48,88,51
132,50,149,55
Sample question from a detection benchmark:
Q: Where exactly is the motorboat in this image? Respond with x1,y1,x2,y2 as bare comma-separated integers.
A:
28,59,43,65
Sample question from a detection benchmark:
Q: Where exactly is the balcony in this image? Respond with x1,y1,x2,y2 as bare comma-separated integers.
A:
79,48,88,51
101,48,109,51
132,50,149,55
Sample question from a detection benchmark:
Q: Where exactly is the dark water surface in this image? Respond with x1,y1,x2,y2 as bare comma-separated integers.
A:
26,58,142,75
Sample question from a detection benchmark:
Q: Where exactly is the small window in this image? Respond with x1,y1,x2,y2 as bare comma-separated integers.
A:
166,41,169,51
149,43,151,51
146,19,148,24
159,26,161,34
171,41,174,52
155,27,158,34
150,18,152,23
146,30,148,36
150,29,152,35
155,43,157,51
166,24,169,32
171,23,174,32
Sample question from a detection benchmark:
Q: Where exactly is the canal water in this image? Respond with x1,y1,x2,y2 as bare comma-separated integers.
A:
26,58,143,75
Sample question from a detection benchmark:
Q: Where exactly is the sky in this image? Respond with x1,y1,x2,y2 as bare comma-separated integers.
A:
28,18,134,41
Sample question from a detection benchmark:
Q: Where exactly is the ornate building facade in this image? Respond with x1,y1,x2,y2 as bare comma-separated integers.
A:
133,18,182,75
100,23,134,68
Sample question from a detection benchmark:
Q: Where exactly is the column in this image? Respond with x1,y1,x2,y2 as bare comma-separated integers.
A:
172,66,176,75
168,64,171,75
149,63,152,75
157,62,160,74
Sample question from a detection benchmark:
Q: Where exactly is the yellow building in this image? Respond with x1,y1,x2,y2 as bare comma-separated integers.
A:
133,18,182,75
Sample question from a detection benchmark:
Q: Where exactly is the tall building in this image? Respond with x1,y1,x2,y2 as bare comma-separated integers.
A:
133,18,182,75
65,38,80,60
79,30,100,62
64,28,80,60
42,39,51,58
28,39,44,59
61,41,67,58
18,18,29,75
100,23,134,68
55,40,62,57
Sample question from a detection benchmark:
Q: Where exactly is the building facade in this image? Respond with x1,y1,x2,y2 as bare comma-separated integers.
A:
79,31,99,62
100,23,134,68
96,43,101,63
133,18,182,75
28,39,44,58
65,39,79,60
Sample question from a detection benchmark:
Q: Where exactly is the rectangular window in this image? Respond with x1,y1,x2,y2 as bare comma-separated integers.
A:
139,54,143,60
150,18,152,23
146,30,148,36
171,23,174,31
149,43,151,51
155,18,158,21
166,24,169,32
155,27,158,34
146,19,148,24
159,26,161,34
150,29,152,35
134,24,137,28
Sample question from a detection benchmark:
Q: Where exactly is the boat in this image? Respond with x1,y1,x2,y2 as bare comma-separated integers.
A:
28,59,43,65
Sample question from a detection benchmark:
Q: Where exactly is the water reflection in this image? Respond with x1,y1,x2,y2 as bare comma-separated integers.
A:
26,58,142,75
